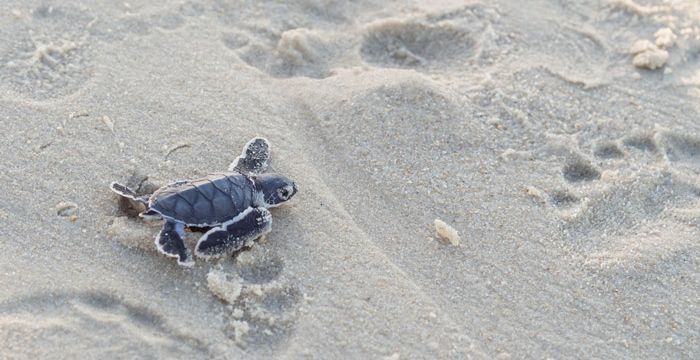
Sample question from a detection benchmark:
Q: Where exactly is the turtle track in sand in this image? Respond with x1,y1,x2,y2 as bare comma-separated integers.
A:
104,170,304,354
206,246,302,350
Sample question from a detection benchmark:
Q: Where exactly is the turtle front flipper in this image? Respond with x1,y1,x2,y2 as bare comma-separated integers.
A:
228,137,271,175
155,220,194,267
195,207,272,259
110,182,149,205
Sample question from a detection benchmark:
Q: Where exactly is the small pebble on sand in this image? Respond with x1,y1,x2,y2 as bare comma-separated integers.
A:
102,115,115,133
434,219,460,246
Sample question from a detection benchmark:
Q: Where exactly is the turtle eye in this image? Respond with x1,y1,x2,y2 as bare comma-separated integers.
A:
279,188,289,199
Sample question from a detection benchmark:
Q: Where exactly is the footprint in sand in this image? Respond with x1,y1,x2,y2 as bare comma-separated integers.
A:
225,27,340,79
360,19,476,69
561,158,602,183
657,131,700,173
0,292,207,358
0,5,93,99
211,0,352,79
0,4,187,100
623,133,657,152
537,24,609,83
548,189,580,208
359,6,496,72
593,141,625,159
540,129,700,272
206,247,301,349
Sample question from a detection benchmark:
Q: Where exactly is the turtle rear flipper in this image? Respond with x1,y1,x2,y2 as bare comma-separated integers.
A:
195,207,272,259
139,209,162,220
110,182,149,205
228,137,271,175
155,220,194,267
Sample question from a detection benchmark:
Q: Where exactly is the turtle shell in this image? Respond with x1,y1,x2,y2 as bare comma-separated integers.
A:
149,173,257,226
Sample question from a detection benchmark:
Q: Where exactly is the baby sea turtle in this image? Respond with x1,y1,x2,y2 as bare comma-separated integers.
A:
110,137,297,267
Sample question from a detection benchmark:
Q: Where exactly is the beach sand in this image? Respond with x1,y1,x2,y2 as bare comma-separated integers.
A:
1,0,698,358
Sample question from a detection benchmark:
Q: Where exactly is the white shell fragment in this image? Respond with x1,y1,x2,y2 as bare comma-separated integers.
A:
102,115,115,133
434,219,460,246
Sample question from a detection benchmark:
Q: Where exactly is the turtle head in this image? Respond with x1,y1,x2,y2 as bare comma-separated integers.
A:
256,174,298,208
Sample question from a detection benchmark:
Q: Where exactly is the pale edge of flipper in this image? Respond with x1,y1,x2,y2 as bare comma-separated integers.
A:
194,207,272,260
228,137,271,174
154,237,195,267
155,221,195,267
110,182,160,219
110,182,149,205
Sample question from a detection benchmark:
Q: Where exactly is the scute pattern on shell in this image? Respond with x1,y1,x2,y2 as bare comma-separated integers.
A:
149,173,255,226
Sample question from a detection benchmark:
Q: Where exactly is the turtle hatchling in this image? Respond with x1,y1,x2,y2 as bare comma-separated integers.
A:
110,137,297,267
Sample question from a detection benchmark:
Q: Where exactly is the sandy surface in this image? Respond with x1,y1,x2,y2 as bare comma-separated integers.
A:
1,0,699,358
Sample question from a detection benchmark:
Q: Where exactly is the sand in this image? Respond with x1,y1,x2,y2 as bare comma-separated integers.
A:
0,0,698,358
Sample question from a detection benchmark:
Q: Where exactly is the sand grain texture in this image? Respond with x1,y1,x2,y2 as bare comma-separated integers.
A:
1,0,699,359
